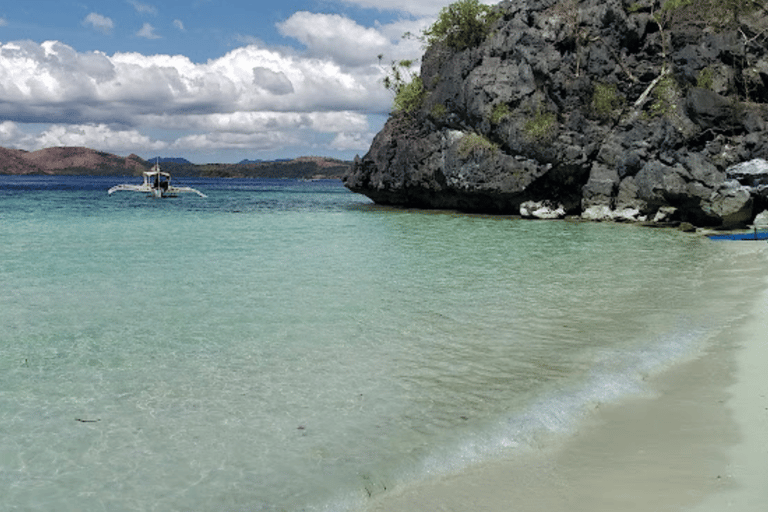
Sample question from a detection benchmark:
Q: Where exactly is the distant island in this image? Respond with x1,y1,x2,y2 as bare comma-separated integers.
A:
146,157,194,165
0,146,352,180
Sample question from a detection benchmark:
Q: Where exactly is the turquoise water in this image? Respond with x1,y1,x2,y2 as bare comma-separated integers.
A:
0,176,762,511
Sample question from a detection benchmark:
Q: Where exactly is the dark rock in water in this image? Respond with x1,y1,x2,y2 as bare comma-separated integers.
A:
679,222,697,233
344,0,768,228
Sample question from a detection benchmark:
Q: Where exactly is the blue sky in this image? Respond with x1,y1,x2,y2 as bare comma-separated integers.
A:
0,0,472,163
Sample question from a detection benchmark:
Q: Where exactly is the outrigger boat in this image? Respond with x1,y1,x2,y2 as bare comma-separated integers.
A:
108,162,207,198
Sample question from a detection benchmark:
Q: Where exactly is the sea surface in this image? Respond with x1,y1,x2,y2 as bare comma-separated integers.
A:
0,175,763,511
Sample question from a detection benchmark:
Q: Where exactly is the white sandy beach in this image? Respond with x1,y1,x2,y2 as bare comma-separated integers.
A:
691,249,768,512
365,242,768,512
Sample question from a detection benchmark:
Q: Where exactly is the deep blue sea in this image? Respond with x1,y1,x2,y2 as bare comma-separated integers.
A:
0,175,763,511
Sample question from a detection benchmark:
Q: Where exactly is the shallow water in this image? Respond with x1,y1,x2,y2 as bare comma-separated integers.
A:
0,176,761,511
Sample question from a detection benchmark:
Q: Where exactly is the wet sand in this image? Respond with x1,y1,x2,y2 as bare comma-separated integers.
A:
365,243,768,512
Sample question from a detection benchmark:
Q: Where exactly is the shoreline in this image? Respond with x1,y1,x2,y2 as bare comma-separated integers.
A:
364,242,768,512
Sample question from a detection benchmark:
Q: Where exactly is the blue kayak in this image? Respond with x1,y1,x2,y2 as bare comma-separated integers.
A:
708,230,768,240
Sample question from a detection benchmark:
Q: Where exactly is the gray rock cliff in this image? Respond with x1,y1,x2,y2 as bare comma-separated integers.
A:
344,0,768,227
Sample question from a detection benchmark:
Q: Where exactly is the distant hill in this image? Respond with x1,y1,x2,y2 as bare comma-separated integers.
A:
0,146,352,179
238,158,291,165
0,146,146,176
161,156,352,179
147,157,193,165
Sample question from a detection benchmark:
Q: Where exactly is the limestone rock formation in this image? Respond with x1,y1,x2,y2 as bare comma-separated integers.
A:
345,0,768,228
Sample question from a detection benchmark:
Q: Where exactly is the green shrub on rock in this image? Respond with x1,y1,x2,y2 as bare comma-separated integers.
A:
658,0,763,28
383,59,426,114
523,107,557,141
490,103,511,124
430,103,448,120
458,133,498,159
393,76,425,114
423,0,502,51
591,82,625,121
696,67,715,90
648,75,680,117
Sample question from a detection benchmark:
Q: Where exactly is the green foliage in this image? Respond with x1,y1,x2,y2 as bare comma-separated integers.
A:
383,59,426,114
591,82,625,121
423,0,502,51
696,67,715,90
458,132,498,159
430,103,448,119
657,0,763,26
393,76,425,114
490,103,511,124
712,0,763,23
523,107,557,141
382,59,410,92
661,0,694,11
648,75,679,117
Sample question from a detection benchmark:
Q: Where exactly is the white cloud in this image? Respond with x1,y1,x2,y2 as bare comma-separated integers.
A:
0,10,413,159
339,0,496,17
139,111,370,135
0,38,357,119
376,18,433,53
162,113,375,154
278,12,390,67
173,19,185,31
129,1,158,15
252,67,294,95
136,23,161,39
83,13,114,34
0,41,115,107
277,12,426,73
3,111,375,156
0,121,23,142
0,17,8,27
6,123,166,153
330,131,377,151
170,130,296,152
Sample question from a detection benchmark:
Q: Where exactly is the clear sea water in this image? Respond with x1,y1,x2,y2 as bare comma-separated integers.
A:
1,175,764,511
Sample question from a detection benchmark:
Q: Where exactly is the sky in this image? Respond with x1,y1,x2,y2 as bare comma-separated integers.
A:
0,0,485,163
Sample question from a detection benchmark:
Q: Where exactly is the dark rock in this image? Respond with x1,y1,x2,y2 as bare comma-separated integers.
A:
685,88,736,131
702,182,754,228
679,222,697,233
582,163,619,210
345,0,768,228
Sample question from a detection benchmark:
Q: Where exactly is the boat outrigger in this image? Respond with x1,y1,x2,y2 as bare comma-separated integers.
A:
108,162,207,198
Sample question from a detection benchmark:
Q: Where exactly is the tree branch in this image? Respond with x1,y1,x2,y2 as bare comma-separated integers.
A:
633,66,670,109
